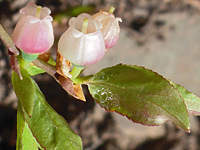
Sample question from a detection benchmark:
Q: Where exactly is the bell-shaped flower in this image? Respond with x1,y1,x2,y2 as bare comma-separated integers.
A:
12,2,54,54
92,8,122,49
58,13,105,66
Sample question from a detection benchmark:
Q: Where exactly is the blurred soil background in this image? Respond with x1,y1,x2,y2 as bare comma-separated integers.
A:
1,0,200,149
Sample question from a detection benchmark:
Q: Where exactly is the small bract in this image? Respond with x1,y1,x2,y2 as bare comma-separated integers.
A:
93,8,122,49
58,13,105,66
12,2,54,54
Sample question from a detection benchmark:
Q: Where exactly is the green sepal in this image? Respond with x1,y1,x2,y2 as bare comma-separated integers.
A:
21,50,39,61
17,56,45,76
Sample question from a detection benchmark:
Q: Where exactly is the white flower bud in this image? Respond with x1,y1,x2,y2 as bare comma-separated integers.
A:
58,13,105,66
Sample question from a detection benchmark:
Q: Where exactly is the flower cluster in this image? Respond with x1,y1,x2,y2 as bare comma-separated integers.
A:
12,2,121,65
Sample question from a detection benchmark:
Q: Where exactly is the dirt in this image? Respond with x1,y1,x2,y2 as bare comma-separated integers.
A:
1,0,200,149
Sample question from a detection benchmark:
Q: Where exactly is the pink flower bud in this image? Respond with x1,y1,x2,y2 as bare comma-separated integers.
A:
92,10,122,49
58,13,105,66
12,2,54,54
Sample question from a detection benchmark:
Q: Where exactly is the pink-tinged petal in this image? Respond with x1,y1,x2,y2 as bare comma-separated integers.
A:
16,19,53,53
58,13,105,66
105,34,119,49
93,10,122,49
20,2,37,16
12,2,54,54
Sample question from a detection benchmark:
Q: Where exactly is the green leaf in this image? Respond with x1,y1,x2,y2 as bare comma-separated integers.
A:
22,121,42,150
12,67,34,116
16,100,25,150
54,6,94,23
12,68,83,150
48,55,56,66
17,100,42,150
169,81,200,116
18,56,45,76
67,6,94,16
84,64,190,131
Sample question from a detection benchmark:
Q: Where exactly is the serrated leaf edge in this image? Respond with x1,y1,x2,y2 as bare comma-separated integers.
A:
86,64,190,132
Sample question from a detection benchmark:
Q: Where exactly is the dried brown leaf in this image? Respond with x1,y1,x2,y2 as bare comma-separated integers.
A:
56,52,71,78
55,74,86,101
32,59,85,101
73,84,86,101
38,52,51,63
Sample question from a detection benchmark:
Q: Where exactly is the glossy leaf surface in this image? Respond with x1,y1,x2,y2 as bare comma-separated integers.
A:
12,69,83,150
85,64,190,131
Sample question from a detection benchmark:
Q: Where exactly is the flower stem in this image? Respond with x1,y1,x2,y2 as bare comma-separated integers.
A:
70,65,85,80
109,6,115,13
82,18,89,34
36,6,42,18
32,59,56,77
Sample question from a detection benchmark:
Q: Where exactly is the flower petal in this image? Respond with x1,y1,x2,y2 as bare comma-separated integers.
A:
58,13,105,66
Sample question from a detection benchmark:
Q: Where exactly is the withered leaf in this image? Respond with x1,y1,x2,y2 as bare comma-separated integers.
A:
55,74,86,101
56,52,72,78
38,52,51,63
32,59,85,101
